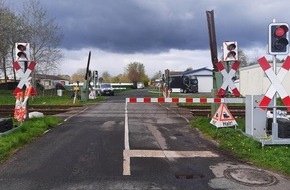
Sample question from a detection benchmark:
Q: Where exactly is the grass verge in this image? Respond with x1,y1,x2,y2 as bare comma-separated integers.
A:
0,90,105,105
0,116,62,162
191,117,290,176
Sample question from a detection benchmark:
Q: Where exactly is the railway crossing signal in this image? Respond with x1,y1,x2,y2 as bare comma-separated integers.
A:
216,61,240,97
13,61,37,95
223,41,238,61
269,23,289,55
94,70,98,79
15,43,30,61
13,42,36,95
13,42,37,121
258,56,290,110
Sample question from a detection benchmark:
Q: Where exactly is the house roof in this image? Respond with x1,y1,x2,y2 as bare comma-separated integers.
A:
169,71,184,76
168,67,213,77
34,74,66,80
183,67,212,75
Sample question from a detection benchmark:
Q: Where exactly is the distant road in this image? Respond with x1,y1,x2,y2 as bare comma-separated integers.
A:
0,89,289,189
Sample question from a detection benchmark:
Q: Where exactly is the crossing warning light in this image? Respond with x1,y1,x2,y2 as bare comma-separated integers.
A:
15,43,30,61
94,70,98,79
223,41,238,61
269,23,289,55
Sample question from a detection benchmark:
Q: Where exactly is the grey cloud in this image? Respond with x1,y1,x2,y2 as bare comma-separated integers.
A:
11,0,290,53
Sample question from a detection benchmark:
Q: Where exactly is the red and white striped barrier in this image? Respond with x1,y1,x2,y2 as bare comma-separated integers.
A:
13,61,37,95
126,97,245,104
216,61,240,97
258,56,290,110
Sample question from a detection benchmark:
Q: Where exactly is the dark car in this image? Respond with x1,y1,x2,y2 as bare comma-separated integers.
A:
98,83,114,96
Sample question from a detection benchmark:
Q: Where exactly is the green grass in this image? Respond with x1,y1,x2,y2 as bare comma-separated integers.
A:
191,117,290,176
0,90,105,105
0,116,61,162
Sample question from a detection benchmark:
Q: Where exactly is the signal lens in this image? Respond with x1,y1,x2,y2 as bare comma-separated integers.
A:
275,27,286,37
227,44,236,51
17,44,26,51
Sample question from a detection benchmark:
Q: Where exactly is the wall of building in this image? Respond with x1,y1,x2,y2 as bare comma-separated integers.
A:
183,68,213,93
197,76,213,93
239,63,290,96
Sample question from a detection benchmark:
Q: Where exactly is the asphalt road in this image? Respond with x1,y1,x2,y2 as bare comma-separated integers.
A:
0,89,289,190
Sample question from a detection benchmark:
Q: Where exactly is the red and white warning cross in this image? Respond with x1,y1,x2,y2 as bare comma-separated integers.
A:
258,56,290,110
13,61,37,95
216,61,240,97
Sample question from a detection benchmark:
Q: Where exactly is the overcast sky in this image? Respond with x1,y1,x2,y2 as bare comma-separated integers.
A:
4,0,290,77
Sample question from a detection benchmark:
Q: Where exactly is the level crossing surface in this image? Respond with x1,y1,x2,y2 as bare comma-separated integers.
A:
0,89,289,189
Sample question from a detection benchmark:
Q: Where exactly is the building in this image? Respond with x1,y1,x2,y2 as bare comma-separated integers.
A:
34,74,70,90
183,67,213,93
169,67,213,93
239,63,290,96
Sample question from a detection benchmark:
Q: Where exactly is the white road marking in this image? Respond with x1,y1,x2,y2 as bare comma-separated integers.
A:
63,107,89,122
124,105,130,150
123,149,219,175
42,129,50,135
123,150,131,175
124,150,219,158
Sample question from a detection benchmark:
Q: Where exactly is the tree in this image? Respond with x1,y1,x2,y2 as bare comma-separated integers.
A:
71,68,86,83
19,0,63,75
151,72,161,80
102,71,111,82
238,49,249,68
125,62,149,87
0,3,20,82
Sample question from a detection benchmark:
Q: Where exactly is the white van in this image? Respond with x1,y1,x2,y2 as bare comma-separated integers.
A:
137,82,144,89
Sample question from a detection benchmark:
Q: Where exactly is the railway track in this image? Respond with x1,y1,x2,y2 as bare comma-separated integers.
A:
180,105,246,117
1,104,287,118
0,105,81,117
1,104,245,118
181,105,290,117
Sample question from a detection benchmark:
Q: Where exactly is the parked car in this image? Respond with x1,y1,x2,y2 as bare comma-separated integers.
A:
98,83,114,96
137,82,145,89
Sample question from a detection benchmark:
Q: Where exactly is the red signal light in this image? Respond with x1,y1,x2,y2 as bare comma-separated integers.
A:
269,23,289,54
275,25,288,37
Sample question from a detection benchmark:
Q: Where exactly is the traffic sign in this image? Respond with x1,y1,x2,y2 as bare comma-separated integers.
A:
216,61,240,97
210,103,237,128
13,61,37,95
258,56,290,110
